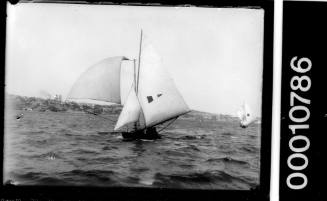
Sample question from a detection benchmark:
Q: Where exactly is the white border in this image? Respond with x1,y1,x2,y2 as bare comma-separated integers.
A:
271,0,283,201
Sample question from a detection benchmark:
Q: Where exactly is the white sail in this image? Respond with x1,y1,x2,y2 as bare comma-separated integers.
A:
67,56,128,104
237,109,244,120
238,102,255,127
114,86,144,131
120,60,136,105
137,34,190,127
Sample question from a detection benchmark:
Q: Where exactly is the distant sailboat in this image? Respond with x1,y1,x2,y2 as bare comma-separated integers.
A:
67,30,190,140
237,102,255,128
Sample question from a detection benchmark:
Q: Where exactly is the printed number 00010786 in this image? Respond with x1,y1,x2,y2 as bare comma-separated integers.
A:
286,57,312,190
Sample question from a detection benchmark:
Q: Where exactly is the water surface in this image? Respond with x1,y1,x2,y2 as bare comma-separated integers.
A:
4,110,261,190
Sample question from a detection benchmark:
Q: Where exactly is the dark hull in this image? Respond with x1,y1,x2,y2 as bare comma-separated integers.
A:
121,130,161,140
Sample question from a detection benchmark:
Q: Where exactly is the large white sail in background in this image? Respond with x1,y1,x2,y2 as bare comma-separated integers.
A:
67,56,128,104
114,86,144,131
120,60,136,105
137,34,190,127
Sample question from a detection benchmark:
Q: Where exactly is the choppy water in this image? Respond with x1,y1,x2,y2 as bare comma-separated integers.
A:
4,110,261,190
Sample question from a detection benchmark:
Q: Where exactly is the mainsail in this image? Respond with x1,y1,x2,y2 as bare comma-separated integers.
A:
113,33,190,130
67,56,128,104
137,34,190,128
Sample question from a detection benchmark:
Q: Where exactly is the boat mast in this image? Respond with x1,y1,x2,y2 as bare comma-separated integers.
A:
136,29,143,94
133,59,138,131
133,29,143,131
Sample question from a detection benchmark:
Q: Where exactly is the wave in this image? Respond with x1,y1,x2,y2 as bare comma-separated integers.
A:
129,167,149,173
154,170,252,189
58,128,72,133
163,146,199,158
178,135,206,140
185,144,201,152
97,131,115,135
221,132,233,136
102,145,119,150
60,169,118,184
34,139,49,145
92,156,120,163
35,177,72,185
10,171,51,185
66,169,115,176
14,171,46,180
240,146,259,153
64,132,74,136
28,130,45,135
73,148,101,155
27,152,60,160
206,157,249,166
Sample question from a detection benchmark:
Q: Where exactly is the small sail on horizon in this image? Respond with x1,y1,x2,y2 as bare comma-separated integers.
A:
237,102,255,128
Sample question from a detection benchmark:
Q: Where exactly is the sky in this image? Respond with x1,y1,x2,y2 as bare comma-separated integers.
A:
6,3,264,117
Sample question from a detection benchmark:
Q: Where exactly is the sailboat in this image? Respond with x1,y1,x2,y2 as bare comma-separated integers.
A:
237,102,255,128
67,30,190,140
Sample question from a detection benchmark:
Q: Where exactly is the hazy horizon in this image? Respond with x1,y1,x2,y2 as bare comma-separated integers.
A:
6,4,264,117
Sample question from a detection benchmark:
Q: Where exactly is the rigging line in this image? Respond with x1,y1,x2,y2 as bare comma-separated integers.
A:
157,117,178,133
149,110,191,129
83,110,116,122
133,59,137,92
135,30,143,129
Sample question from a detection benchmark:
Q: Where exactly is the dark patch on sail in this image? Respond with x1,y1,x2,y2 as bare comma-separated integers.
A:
247,113,250,117
157,93,162,98
147,96,153,103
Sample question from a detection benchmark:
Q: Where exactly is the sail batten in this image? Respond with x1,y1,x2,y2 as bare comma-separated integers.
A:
67,56,128,104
